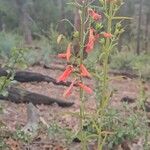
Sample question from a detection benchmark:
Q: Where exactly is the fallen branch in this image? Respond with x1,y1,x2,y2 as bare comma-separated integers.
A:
0,68,71,86
109,70,138,79
0,87,74,107
43,64,64,71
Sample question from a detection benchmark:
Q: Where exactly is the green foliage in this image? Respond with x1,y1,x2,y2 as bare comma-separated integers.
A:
0,76,11,96
110,51,150,80
0,0,19,30
81,106,149,149
13,129,31,143
29,0,61,31
107,108,147,148
0,32,23,59
24,26,69,66
110,51,134,71
0,122,9,150
48,122,75,144
29,0,74,35
6,47,28,69
0,47,27,96
84,46,100,71
0,139,8,150
133,53,150,80
48,25,69,54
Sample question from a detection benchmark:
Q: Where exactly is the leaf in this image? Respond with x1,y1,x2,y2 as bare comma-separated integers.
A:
1,90,8,97
112,17,133,20
57,34,64,44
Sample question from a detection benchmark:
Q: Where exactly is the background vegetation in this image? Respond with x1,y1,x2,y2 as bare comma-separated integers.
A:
0,0,149,80
0,0,150,149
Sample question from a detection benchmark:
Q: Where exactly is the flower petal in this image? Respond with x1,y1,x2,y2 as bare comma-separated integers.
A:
103,32,112,38
78,82,93,94
88,8,102,21
85,28,95,52
58,53,66,59
63,79,76,97
85,40,94,52
66,43,72,62
57,65,73,82
80,64,91,77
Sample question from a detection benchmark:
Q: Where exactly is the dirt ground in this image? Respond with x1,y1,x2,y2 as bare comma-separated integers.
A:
0,63,150,150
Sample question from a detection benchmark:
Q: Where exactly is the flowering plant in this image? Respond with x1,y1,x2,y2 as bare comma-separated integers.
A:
56,0,126,149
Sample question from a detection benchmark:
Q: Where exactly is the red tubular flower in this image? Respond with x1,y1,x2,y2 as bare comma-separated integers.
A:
88,8,102,21
78,82,93,94
89,28,95,40
103,32,112,38
85,28,95,52
80,64,91,77
85,40,94,52
63,79,76,97
66,43,71,62
95,34,100,39
57,43,72,62
58,53,66,59
57,65,73,82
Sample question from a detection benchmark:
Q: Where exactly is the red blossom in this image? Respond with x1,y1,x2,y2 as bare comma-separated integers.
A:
80,64,91,77
103,32,112,38
85,28,95,52
57,43,71,62
63,79,76,97
88,8,102,21
95,34,100,39
66,43,71,62
78,82,93,94
57,65,73,82
58,53,66,59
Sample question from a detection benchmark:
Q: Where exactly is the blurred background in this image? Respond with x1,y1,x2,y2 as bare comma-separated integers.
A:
0,0,149,79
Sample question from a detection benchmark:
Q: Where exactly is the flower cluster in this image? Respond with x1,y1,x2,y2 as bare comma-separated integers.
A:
57,44,93,97
57,8,112,98
88,8,102,21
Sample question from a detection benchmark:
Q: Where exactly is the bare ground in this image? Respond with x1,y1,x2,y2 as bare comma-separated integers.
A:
0,64,150,150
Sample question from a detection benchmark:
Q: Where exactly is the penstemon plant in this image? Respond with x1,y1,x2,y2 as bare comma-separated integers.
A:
57,0,127,149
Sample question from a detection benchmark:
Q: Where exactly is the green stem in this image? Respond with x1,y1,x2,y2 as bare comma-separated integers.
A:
97,2,113,149
79,3,87,150
101,2,113,108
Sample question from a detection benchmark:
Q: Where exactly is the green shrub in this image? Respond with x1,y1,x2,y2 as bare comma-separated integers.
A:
133,54,150,80
110,52,150,80
0,32,23,58
81,106,149,149
107,109,147,148
48,25,69,54
24,26,70,66
110,51,135,71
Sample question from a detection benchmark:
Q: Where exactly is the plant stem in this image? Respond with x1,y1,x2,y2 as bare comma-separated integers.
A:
79,3,87,150
101,2,113,108
97,2,113,149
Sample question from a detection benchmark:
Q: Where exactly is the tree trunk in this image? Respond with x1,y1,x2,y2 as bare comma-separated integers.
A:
0,68,73,87
22,6,32,45
136,0,143,55
57,0,66,34
15,0,32,45
144,12,150,53
0,86,74,107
